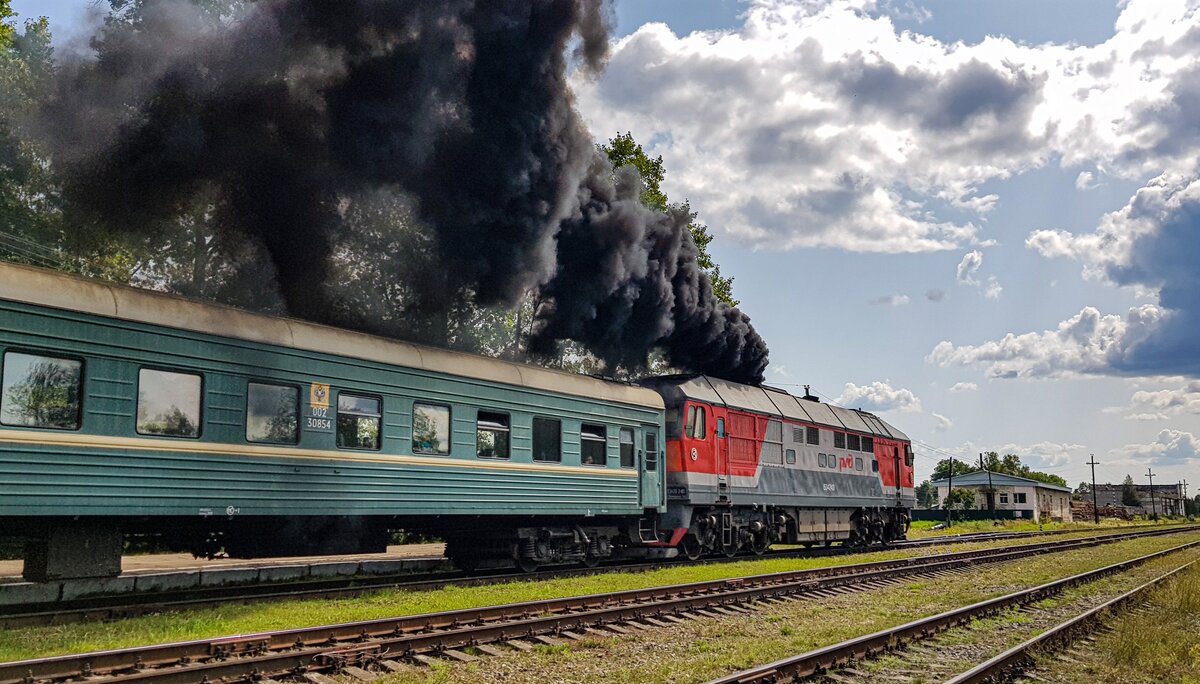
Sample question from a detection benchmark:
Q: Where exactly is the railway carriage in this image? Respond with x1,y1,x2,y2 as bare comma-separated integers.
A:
0,263,665,580
0,262,915,582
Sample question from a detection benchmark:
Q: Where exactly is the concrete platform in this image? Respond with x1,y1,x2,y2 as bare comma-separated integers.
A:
0,544,450,607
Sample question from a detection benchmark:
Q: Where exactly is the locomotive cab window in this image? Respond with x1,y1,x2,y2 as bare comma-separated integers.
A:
905,445,914,466
847,434,860,451
412,402,449,455
645,431,659,471
806,426,820,445
1,351,83,430
246,382,299,444
581,423,607,466
532,417,561,462
137,368,201,438
619,427,635,468
476,411,510,459
834,432,846,449
685,405,706,439
338,393,381,451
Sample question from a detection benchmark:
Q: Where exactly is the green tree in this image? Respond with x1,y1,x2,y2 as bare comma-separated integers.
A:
1121,475,1141,507
915,479,937,508
977,451,1068,488
931,457,974,480
943,488,975,510
599,132,738,307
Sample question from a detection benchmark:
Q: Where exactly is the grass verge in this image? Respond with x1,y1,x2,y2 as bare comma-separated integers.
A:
907,517,1166,538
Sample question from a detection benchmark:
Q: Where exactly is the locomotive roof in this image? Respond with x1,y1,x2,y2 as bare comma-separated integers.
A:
644,375,910,441
0,262,664,410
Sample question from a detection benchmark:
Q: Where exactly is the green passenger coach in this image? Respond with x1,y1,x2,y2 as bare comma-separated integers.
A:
0,263,666,581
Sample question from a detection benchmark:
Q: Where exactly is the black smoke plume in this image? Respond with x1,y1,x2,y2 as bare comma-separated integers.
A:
40,0,769,384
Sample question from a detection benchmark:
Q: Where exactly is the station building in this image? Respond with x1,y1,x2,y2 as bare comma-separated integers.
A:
931,471,1074,522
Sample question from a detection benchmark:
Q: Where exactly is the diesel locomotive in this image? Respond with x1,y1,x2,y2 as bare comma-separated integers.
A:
0,262,913,581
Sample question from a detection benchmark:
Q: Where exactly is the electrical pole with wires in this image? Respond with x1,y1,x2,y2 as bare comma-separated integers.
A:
946,455,954,527
1087,454,1099,524
979,453,994,521
1147,468,1158,521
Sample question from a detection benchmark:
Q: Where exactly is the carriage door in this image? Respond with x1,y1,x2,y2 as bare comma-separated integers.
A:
893,446,902,505
640,427,663,508
714,411,729,500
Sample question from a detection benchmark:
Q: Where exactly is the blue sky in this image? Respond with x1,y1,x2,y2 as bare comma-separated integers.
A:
18,0,1200,492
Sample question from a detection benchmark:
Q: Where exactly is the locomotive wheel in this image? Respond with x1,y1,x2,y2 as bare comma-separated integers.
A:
581,553,600,568
517,556,541,573
750,536,769,556
681,534,703,561
722,544,739,558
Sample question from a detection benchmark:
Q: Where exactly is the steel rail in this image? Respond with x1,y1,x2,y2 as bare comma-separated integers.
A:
4,524,1157,630
942,557,1198,684
0,527,1188,684
705,537,1200,684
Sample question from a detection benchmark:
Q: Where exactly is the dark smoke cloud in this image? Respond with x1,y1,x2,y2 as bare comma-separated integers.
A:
39,0,769,384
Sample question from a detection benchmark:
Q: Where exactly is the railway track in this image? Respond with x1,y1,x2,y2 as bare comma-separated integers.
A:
706,534,1200,684
0,526,1189,684
0,525,1132,629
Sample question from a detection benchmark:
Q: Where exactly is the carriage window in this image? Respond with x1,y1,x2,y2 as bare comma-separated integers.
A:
411,402,449,454
862,436,874,453
645,431,659,471
137,368,201,438
785,448,796,465
855,457,863,471
619,427,635,468
818,453,827,467
581,423,607,466
847,434,860,451
834,432,846,449
246,382,299,444
1,352,83,430
337,393,381,450
477,411,510,459
533,417,561,462
806,426,820,445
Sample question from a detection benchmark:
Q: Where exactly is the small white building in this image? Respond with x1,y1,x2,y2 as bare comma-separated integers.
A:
932,471,1073,522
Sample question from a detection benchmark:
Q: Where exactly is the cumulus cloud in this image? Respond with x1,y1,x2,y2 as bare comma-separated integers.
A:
982,276,1003,300
932,412,953,432
926,304,1163,379
1105,379,1200,420
956,250,983,285
992,441,1085,468
949,381,978,393
1114,429,1200,465
869,294,910,306
926,288,946,302
835,381,922,413
1075,171,1096,191
576,0,1200,254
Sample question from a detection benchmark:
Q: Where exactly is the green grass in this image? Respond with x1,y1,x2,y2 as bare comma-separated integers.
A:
0,526,1191,663
907,517,1160,538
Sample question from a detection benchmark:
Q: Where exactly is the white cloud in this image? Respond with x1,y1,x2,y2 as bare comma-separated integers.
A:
982,276,1003,300
992,441,1085,468
1114,429,1200,465
1074,171,1096,191
932,412,953,432
948,381,978,393
576,0,1200,254
835,381,922,412
869,294,910,306
1105,379,1200,420
926,304,1164,379
956,250,983,285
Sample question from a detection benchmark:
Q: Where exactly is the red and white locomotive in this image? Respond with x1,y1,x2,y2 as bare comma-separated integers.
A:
644,375,915,558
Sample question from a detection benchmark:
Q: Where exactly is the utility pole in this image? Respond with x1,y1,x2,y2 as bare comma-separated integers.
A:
1087,454,1100,524
1147,468,1158,521
946,455,954,527
980,453,995,521
1183,479,1190,517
